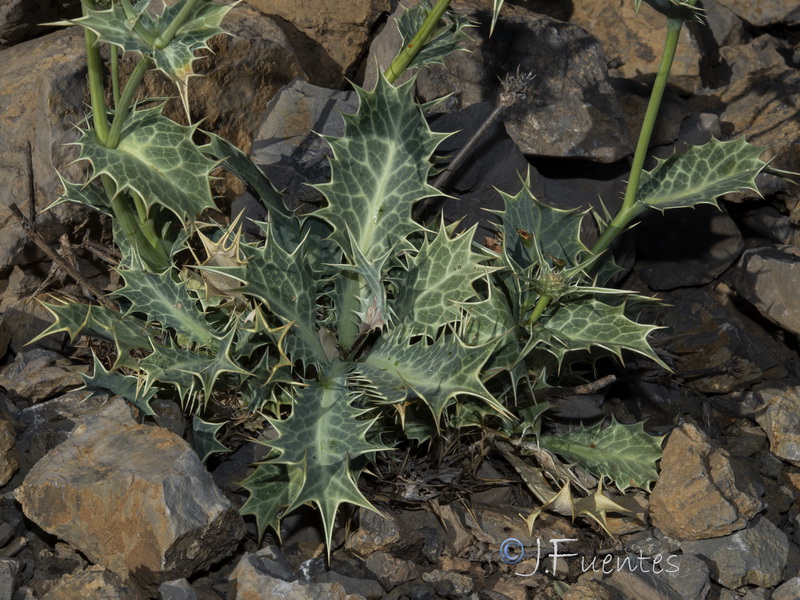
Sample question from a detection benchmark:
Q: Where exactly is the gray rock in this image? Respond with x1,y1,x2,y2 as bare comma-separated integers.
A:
0,415,17,489
650,422,764,540
0,0,80,48
754,386,800,467
633,205,744,291
0,27,94,273
661,554,710,600
314,571,384,599
718,35,791,83
735,206,794,246
344,509,403,557
158,578,200,600
701,0,748,47
366,1,633,163
733,247,800,336
14,390,118,477
420,569,473,599
680,515,789,588
39,566,141,600
718,66,800,201
15,398,244,593
605,565,684,600
363,551,417,592
2,299,64,355
229,547,364,600
773,576,800,600
714,0,800,26
660,287,786,394
0,558,22,600
246,78,358,216
0,349,85,404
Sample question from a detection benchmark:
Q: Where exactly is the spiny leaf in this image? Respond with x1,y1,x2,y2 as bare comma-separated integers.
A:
313,72,447,262
539,298,665,368
112,261,218,347
82,353,157,416
490,173,589,270
266,367,387,555
199,234,328,367
637,137,769,212
48,177,111,216
491,0,505,36
57,0,235,116
77,105,218,222
201,132,301,249
539,419,665,492
137,327,249,410
32,300,153,369
192,416,230,464
394,221,495,336
239,461,304,542
354,329,510,427
396,0,473,71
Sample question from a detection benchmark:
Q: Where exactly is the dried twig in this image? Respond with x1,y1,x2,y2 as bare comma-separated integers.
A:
9,203,118,311
532,374,617,400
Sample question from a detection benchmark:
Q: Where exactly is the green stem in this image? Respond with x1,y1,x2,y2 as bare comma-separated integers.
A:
83,0,109,145
384,0,452,84
619,18,682,215
526,295,550,327
110,46,121,108
589,17,684,261
155,0,201,49
107,56,152,148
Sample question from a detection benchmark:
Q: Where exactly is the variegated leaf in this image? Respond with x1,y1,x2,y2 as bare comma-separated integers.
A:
395,0,473,71
637,138,769,212
540,419,665,492
77,105,218,222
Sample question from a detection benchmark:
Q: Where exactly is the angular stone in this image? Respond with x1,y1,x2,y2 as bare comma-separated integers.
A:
571,0,703,92
718,66,800,199
15,399,244,592
650,423,764,540
659,287,787,394
0,558,22,600
719,35,790,84
0,0,81,48
246,0,389,86
661,554,710,600
0,27,93,272
681,515,789,588
344,509,402,557
158,578,200,600
563,578,622,600
421,569,473,599
0,349,85,403
366,0,633,163
39,566,142,600
773,576,800,600
605,566,683,600
363,552,417,591
755,386,800,467
0,414,18,487
229,547,364,600
714,0,800,26
733,247,800,336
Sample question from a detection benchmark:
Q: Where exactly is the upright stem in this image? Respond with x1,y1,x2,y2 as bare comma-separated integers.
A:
83,0,109,145
108,56,152,148
155,0,202,48
384,0,452,83
589,17,683,260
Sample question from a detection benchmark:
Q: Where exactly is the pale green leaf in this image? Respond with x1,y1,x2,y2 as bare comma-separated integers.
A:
638,138,769,212
192,416,230,464
354,329,510,426
266,367,386,554
112,262,218,347
77,105,218,222
394,221,494,335
82,353,157,416
540,419,665,491
239,460,304,542
540,298,665,367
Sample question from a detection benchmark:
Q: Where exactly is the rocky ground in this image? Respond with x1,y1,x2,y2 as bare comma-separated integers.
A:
1,0,800,598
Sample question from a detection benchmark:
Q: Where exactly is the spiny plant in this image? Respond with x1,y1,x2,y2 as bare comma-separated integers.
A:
36,0,780,552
